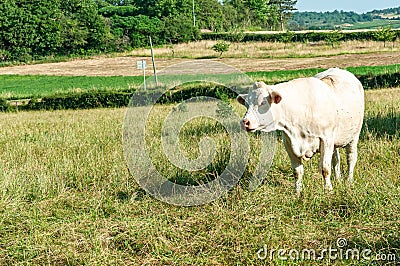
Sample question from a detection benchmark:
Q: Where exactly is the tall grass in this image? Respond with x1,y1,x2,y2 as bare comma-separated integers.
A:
129,40,400,59
0,89,399,264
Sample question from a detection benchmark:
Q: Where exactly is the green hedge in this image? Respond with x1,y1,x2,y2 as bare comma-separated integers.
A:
0,98,11,112
357,72,400,89
201,30,400,43
20,85,236,111
2,72,399,112
26,91,133,110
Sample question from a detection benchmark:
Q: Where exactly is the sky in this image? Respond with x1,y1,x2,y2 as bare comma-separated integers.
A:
295,0,400,13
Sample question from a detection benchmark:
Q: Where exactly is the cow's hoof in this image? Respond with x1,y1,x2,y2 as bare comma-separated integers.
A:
324,185,333,193
345,180,355,188
335,175,343,182
294,189,302,198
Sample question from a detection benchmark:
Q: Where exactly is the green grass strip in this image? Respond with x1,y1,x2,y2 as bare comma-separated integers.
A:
0,75,143,100
248,64,400,84
1,64,400,100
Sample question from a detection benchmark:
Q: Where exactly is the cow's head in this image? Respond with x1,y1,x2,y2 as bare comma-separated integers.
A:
237,81,282,132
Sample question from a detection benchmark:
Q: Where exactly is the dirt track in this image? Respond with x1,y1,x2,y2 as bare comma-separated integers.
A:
0,52,399,76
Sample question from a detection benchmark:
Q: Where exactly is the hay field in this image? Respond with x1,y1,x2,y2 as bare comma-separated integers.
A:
0,88,398,264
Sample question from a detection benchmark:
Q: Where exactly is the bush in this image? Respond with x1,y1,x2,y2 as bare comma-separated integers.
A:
373,27,397,47
325,30,344,48
212,41,230,57
0,98,11,112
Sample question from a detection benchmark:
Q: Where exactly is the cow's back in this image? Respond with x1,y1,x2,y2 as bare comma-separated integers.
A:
315,68,364,147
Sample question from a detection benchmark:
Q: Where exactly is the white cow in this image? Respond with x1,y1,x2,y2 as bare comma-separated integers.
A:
237,68,364,194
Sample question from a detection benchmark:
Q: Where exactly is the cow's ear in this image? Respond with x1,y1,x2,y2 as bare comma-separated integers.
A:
271,91,282,104
254,81,267,89
237,94,247,105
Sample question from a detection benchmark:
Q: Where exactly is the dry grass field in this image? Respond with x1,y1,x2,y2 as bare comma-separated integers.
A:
131,40,400,59
0,40,399,76
0,38,399,265
0,87,399,264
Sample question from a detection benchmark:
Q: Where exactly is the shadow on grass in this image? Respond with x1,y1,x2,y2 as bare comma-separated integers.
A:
116,188,147,202
195,55,219,59
361,112,399,140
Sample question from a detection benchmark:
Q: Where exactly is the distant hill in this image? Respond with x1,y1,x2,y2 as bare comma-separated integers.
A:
368,7,400,18
289,6,400,30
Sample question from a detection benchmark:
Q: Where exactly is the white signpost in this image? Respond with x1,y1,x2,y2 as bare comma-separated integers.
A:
136,60,147,90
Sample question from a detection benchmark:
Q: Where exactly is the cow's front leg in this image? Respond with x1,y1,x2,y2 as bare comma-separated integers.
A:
292,160,304,196
319,138,335,191
283,136,304,196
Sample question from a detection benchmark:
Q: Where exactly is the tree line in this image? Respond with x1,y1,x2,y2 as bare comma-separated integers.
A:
367,7,400,17
0,0,297,61
289,10,373,30
289,6,400,30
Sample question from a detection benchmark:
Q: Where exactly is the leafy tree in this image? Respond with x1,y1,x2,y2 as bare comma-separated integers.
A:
130,15,163,47
196,0,225,32
110,15,162,48
212,41,230,57
246,0,270,22
373,26,397,47
223,0,256,29
138,0,192,18
244,0,281,30
0,0,62,60
98,5,139,17
162,13,199,43
269,0,297,31
60,0,111,53
95,0,136,6
219,3,239,31
264,4,281,30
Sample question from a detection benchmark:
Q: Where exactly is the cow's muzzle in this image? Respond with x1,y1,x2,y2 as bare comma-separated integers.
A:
241,118,254,132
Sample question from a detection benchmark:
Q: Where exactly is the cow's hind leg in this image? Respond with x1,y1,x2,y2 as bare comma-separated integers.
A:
332,148,342,181
345,138,359,183
320,138,335,191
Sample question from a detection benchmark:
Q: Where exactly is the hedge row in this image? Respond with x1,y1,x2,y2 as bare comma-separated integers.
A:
201,30,400,43
358,72,400,89
4,86,236,111
27,91,133,110
1,72,399,112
